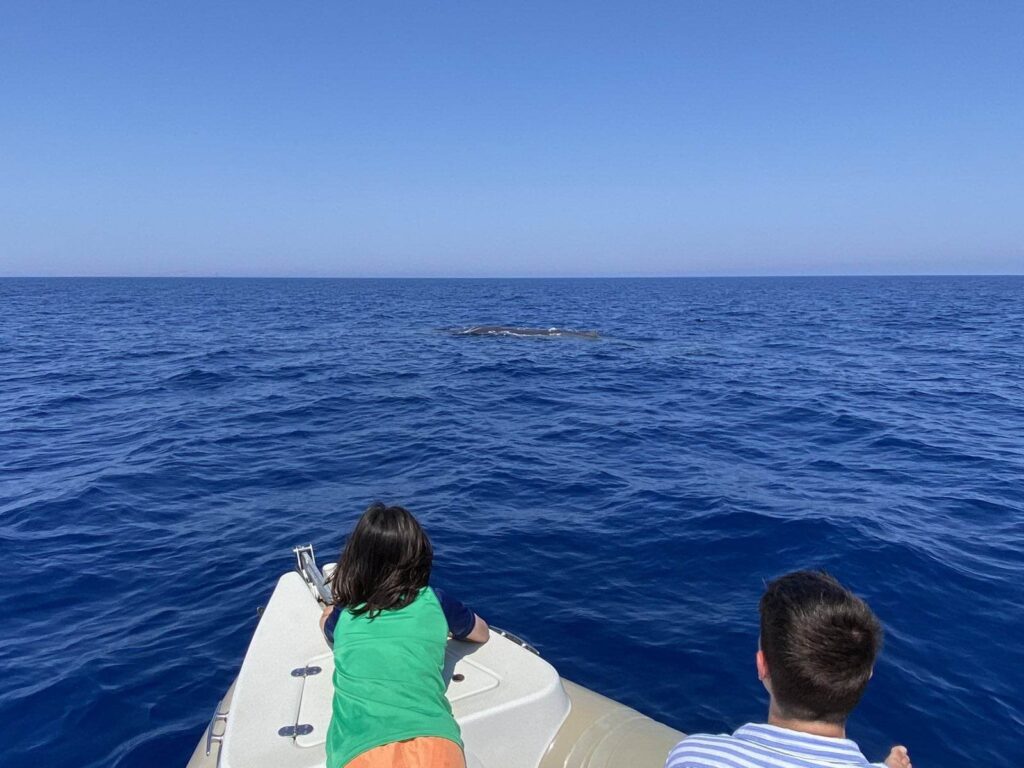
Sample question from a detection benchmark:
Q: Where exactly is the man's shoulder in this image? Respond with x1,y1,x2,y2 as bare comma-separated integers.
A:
665,724,881,768
665,731,747,767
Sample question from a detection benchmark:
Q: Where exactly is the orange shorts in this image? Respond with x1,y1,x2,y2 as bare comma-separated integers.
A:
345,737,466,768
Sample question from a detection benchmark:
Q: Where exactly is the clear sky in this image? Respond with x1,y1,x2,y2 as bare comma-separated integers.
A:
2,2,1022,277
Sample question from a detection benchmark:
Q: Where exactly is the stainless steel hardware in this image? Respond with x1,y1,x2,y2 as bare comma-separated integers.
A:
205,704,229,766
278,724,314,737
293,544,334,604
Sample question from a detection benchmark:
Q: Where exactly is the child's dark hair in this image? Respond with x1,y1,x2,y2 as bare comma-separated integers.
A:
759,570,883,724
330,502,433,618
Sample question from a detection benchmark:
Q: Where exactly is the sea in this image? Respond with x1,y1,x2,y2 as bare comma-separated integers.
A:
1,277,1022,768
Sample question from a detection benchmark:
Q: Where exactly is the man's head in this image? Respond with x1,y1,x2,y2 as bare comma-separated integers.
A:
757,570,883,724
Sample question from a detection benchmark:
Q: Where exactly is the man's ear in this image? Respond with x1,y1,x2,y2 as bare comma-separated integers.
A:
756,649,769,682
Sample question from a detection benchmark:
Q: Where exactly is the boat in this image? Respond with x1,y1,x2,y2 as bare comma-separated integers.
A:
186,545,683,768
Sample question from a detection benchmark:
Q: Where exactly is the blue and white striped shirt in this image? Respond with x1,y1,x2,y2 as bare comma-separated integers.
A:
666,723,885,768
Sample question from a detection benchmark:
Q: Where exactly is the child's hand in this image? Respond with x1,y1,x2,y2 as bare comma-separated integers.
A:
884,746,911,768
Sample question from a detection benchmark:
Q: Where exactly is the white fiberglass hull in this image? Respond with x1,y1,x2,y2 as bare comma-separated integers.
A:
187,560,682,768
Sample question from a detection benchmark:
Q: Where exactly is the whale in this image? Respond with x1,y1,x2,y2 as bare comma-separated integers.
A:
453,325,600,339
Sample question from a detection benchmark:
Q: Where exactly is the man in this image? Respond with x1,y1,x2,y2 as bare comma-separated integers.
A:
666,571,911,768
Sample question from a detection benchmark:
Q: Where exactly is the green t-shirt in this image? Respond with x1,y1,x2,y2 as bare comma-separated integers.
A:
325,587,463,768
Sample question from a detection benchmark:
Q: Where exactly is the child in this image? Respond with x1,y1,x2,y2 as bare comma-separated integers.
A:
319,502,489,768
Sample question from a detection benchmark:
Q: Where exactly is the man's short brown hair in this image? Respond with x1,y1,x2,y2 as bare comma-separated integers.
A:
759,570,883,724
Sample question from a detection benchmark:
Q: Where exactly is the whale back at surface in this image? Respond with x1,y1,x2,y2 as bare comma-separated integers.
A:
453,326,600,339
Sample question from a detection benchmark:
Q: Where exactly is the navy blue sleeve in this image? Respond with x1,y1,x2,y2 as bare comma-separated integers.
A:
323,606,339,645
432,587,476,640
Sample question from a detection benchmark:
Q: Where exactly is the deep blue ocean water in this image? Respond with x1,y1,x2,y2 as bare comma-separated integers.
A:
1,277,1022,768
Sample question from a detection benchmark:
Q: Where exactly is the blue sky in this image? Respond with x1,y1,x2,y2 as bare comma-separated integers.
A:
2,2,1021,277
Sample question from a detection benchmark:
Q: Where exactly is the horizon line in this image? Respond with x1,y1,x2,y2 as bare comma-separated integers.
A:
1,273,1021,280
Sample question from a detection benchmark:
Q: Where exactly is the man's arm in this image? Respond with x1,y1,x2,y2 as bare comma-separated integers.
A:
883,746,911,768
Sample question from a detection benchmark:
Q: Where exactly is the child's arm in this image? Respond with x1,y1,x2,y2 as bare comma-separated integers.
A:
462,613,490,643
319,604,337,647
434,587,490,644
